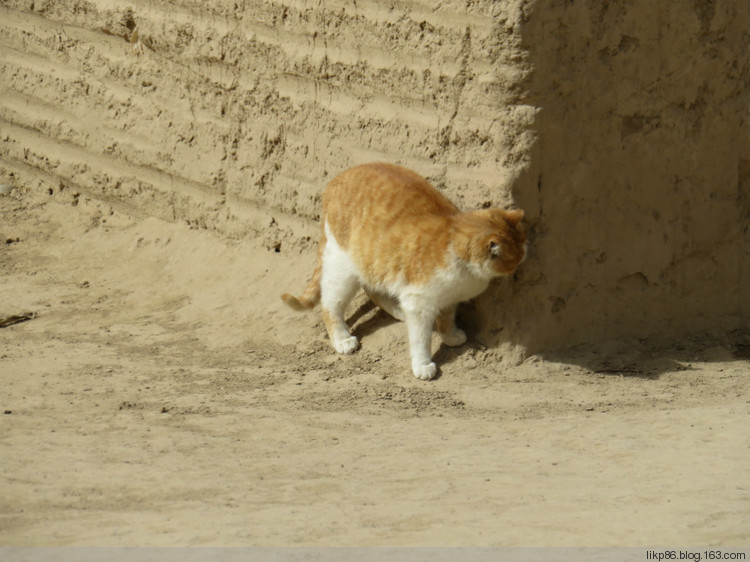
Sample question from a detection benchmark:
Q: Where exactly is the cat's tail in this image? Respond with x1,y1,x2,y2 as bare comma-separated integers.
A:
281,229,325,311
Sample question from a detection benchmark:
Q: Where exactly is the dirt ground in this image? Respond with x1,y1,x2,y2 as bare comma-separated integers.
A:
1,189,748,546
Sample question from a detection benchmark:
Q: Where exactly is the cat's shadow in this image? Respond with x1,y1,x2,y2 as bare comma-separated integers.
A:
349,299,398,340
432,341,475,372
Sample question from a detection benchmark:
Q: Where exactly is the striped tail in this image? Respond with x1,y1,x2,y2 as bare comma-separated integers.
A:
281,229,325,311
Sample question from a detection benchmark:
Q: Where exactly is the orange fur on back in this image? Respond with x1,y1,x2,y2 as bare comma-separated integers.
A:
325,164,456,286
324,163,525,286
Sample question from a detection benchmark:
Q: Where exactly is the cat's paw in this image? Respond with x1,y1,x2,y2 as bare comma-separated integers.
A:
333,335,359,355
412,361,437,381
441,328,467,347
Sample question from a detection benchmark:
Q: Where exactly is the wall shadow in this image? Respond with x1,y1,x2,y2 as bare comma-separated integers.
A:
535,330,750,380
492,0,750,359
349,299,398,341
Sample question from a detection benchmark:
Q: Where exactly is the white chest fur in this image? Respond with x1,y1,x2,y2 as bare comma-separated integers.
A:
416,250,492,309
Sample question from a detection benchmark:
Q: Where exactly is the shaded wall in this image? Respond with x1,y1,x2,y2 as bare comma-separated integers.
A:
481,0,749,353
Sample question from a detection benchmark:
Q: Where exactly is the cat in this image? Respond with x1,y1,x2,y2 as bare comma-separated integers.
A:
282,162,527,380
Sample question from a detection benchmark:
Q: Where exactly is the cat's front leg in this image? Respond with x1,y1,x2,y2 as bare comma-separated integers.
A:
436,305,467,347
401,299,437,380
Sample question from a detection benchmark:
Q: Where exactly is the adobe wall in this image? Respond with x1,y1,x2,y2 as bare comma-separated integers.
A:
494,0,750,353
1,0,747,354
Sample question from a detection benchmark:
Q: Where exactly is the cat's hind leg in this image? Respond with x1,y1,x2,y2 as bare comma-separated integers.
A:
436,305,467,347
320,227,360,354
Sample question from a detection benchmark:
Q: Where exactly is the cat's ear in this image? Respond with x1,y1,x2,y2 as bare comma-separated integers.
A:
489,240,502,257
504,209,524,227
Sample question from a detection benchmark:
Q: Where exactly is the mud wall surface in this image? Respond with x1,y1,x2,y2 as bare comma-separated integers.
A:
0,0,533,243
501,0,750,352
1,0,748,354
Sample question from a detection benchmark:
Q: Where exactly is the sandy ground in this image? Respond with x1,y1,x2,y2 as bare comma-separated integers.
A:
1,190,748,546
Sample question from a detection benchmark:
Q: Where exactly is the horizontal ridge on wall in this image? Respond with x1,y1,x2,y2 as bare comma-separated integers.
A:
0,1,533,248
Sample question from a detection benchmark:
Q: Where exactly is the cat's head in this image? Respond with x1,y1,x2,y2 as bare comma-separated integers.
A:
455,209,527,277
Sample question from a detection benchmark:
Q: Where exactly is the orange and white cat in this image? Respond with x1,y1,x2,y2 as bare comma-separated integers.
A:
282,163,526,380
